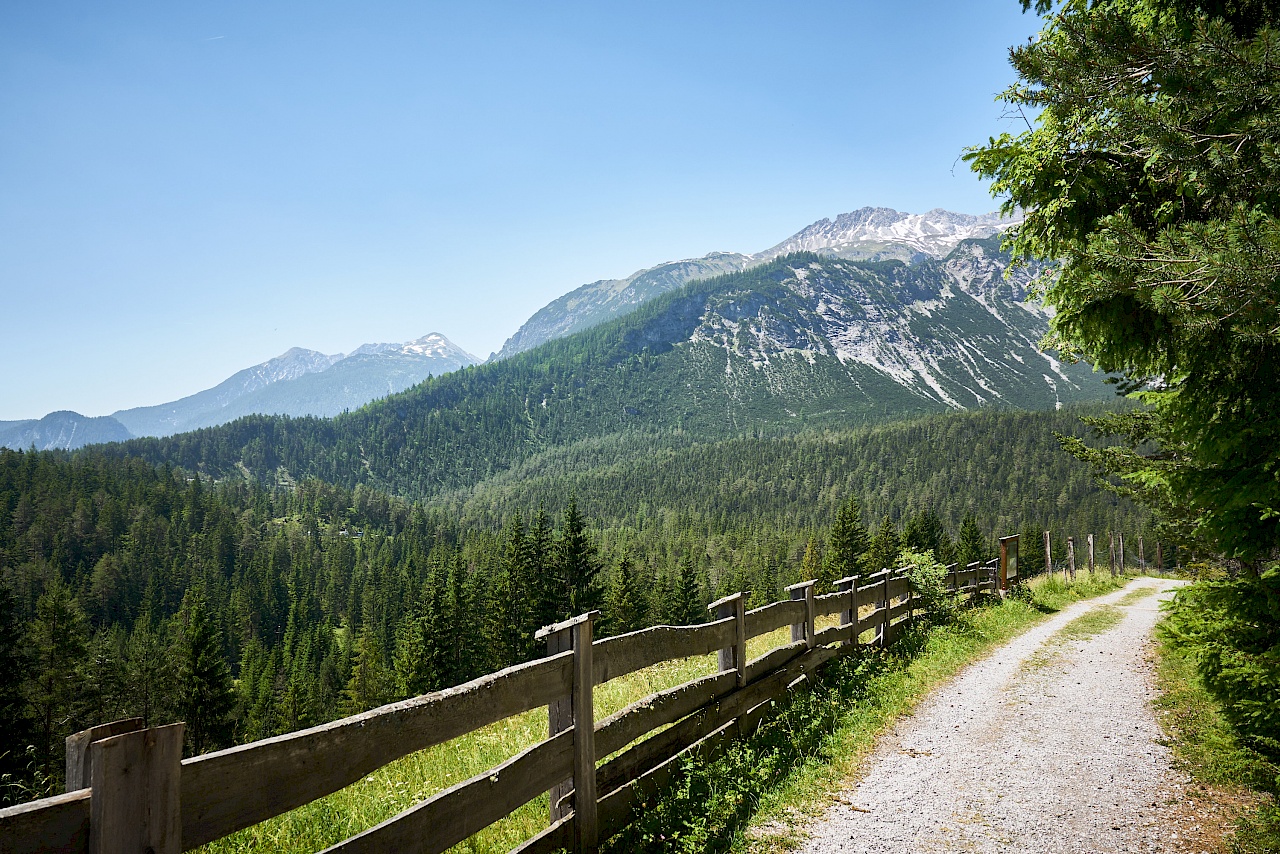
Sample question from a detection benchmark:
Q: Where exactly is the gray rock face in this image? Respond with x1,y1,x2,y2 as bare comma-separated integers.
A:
495,207,1022,360
0,411,133,451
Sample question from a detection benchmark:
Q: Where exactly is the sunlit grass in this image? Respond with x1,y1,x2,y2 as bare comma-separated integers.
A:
200,575,1128,854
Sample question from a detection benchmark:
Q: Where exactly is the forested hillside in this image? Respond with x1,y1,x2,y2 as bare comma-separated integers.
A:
0,404,1146,801
101,252,1108,500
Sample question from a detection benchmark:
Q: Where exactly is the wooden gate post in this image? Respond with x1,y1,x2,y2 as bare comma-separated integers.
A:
537,610,600,852
785,581,817,649
1043,530,1053,579
1157,541,1164,575
1139,537,1145,575
1110,533,1117,577
88,722,184,854
1067,537,1076,582
66,718,143,792
1088,533,1096,575
1119,533,1126,574
835,576,858,648
707,592,748,687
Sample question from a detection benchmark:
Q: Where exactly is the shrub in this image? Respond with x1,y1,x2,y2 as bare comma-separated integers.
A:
1159,564,1280,777
897,549,957,625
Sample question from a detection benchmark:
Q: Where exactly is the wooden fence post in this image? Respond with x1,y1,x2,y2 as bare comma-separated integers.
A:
1119,533,1126,574
88,722,184,854
835,576,858,648
1139,536,1145,575
1067,537,1076,582
1110,533,1117,577
881,570,891,647
1088,533,1096,575
537,610,600,852
707,592,748,687
1157,541,1164,575
1043,530,1053,579
785,581,816,649
65,717,143,792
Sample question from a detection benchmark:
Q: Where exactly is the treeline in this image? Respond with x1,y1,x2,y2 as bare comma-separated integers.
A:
0,407,1147,802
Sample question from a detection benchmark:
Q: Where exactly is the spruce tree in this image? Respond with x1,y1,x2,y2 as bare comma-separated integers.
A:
343,625,393,714
956,515,988,567
0,582,32,802
557,495,602,619
866,517,901,575
827,496,869,582
179,591,236,755
27,579,90,783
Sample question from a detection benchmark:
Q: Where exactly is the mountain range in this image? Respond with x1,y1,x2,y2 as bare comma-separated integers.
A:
7,205,1064,457
106,236,1110,500
493,207,1019,360
0,334,478,450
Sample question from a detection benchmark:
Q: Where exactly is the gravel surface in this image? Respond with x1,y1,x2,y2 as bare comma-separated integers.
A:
797,577,1193,854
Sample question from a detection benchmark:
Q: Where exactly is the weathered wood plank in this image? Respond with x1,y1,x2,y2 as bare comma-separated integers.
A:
597,643,841,799
321,729,573,854
856,606,886,636
507,814,572,854
90,723,183,854
594,671,737,758
812,624,846,647
592,618,734,685
0,789,90,854
65,718,143,793
889,599,913,622
181,650,574,850
886,576,910,601
813,590,847,617
744,640,807,684
744,600,805,639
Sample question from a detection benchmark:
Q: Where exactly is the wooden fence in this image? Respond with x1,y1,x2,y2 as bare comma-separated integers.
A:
0,560,1001,854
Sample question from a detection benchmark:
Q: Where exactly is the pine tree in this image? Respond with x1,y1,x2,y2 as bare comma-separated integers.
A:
606,553,647,635
343,625,393,714
866,517,901,575
557,495,602,619
392,609,436,699
672,552,703,626
826,496,869,583
956,515,988,567
27,579,90,782
179,591,236,755
0,581,32,802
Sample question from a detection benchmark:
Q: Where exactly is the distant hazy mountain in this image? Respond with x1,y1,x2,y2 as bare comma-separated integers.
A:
0,411,132,451
495,207,1020,360
113,333,479,437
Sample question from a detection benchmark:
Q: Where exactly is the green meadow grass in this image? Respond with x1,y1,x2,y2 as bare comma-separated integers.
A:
202,572,1128,854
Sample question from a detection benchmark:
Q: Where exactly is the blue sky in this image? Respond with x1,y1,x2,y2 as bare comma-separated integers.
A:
0,1,1042,420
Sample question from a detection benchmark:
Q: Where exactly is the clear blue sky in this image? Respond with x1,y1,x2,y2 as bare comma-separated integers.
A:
0,1,1042,420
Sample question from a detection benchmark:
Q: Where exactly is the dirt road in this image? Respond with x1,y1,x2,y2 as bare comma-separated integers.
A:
797,577,1193,853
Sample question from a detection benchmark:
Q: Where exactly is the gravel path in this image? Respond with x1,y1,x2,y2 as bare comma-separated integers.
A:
797,576,1191,854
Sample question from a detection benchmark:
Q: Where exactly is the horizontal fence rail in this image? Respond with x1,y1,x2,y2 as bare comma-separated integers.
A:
11,533,1141,854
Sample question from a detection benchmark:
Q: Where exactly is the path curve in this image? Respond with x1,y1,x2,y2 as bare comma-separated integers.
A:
797,576,1189,854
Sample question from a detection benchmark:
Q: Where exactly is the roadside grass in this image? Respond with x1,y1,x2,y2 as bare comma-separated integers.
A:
601,570,1130,853
1023,603,1125,670
200,626,798,853
200,572,1128,854
1152,633,1280,854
